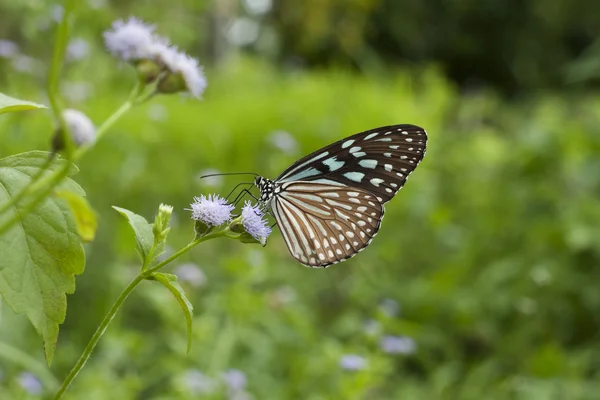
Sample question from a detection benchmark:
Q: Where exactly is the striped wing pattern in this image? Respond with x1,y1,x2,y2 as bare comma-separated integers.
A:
258,124,427,268
271,182,384,267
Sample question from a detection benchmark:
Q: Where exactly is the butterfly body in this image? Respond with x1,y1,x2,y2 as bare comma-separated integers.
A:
255,124,427,268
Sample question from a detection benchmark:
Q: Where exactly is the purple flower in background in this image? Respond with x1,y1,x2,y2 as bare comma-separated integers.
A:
190,194,234,226
0,39,18,57
379,335,417,355
379,298,400,317
183,369,215,395
269,130,298,155
174,263,207,287
222,369,247,392
241,201,272,240
67,38,90,60
18,372,43,395
339,354,367,371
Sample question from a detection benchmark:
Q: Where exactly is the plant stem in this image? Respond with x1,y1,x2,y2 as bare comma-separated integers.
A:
0,153,55,216
50,274,144,400
51,229,228,399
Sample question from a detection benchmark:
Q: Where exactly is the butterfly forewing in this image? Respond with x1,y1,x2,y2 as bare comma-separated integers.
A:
271,182,384,267
276,124,427,203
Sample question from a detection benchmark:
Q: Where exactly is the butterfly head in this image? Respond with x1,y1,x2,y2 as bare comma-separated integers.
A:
255,176,275,203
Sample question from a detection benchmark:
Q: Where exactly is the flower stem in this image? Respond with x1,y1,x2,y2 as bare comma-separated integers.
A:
50,274,144,400
51,228,228,399
0,153,55,216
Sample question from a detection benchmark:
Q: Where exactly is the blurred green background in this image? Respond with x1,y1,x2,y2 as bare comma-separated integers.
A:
1,0,600,399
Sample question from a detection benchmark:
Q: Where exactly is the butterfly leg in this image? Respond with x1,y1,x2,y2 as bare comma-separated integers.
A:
231,188,259,207
225,182,254,202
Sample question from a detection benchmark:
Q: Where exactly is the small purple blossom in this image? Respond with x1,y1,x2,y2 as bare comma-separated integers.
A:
183,369,215,395
103,17,156,61
174,263,207,287
62,108,96,146
379,298,400,317
222,369,247,392
161,48,207,98
339,354,367,371
18,372,43,395
379,335,417,355
190,194,234,226
269,130,298,155
241,201,272,240
0,39,18,58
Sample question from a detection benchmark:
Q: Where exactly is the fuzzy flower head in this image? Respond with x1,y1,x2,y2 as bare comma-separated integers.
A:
103,17,156,61
339,354,367,371
103,17,207,98
190,194,233,226
52,109,96,152
241,201,272,241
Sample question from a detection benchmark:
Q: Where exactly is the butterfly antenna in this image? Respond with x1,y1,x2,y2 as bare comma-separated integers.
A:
199,172,259,179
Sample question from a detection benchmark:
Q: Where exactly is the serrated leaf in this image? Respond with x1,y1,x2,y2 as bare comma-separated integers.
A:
113,206,153,264
0,92,47,114
55,190,97,242
0,151,85,365
150,272,194,354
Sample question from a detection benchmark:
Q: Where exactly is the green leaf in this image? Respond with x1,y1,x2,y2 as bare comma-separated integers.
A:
0,92,47,114
150,272,194,354
55,190,97,242
0,151,85,365
112,206,153,264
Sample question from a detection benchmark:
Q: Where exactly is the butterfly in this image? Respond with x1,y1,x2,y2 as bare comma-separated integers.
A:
254,124,427,267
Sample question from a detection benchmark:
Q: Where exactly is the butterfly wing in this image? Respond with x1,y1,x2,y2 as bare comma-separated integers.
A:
276,124,427,204
271,181,384,267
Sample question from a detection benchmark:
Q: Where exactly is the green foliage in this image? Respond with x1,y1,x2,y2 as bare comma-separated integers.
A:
0,151,85,365
149,272,194,355
0,92,47,114
112,206,155,266
1,54,600,398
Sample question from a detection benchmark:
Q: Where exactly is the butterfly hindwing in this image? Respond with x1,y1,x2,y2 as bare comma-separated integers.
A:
271,182,384,267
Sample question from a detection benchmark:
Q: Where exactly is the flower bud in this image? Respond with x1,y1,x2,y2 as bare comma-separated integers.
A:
51,108,96,152
153,203,173,243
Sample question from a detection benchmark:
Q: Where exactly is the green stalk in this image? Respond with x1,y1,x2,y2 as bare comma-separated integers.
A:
52,230,228,399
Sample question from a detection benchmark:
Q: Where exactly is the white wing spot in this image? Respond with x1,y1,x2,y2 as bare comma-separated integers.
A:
310,257,316,264
331,221,343,231
349,198,361,204
367,228,372,232
358,220,366,227
370,178,385,187
364,132,379,140
384,131,392,135
346,231,355,238
354,213,362,218
353,152,367,158
322,156,345,172
368,201,376,206
396,172,404,177
345,244,351,250
336,249,343,255
390,183,398,188
323,240,330,248
339,234,345,241
385,188,393,193
357,206,367,212
405,138,413,142
349,146,362,153
375,137,392,142
318,253,325,261
401,168,407,172
353,241,359,246
328,250,334,258
376,196,383,201
370,212,377,216
330,237,337,244
343,172,365,182
359,231,365,238
384,163,393,171
342,139,355,148
384,153,392,157
401,130,408,135
313,240,321,249
347,192,360,197
390,145,399,149
400,155,408,160
359,159,378,169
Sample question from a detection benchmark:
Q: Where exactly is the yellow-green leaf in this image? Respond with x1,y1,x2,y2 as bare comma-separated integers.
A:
55,190,97,242
0,92,47,115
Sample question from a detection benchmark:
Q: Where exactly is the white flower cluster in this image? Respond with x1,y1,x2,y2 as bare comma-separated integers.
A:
103,17,206,98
